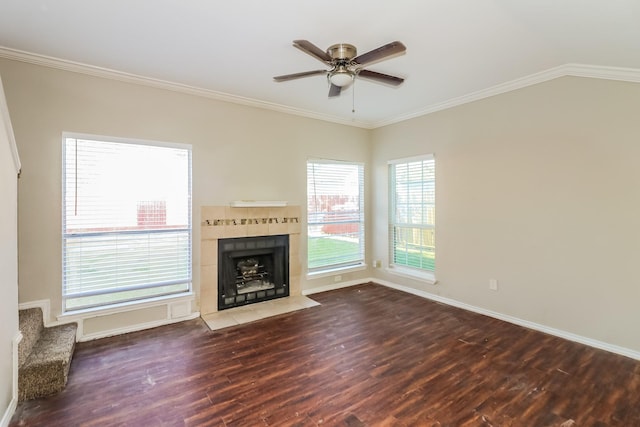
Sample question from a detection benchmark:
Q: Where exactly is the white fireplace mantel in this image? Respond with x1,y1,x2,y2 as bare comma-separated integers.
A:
229,200,287,208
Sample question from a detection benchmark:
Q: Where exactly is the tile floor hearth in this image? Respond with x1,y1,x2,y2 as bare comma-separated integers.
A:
201,295,320,331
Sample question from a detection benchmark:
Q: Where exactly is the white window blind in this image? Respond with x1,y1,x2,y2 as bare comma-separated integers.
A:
62,135,192,311
307,160,364,273
389,155,435,273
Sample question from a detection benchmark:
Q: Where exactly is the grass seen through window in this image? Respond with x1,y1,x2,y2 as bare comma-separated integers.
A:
307,237,361,269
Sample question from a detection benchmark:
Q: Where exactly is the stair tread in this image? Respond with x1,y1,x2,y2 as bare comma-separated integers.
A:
22,323,77,368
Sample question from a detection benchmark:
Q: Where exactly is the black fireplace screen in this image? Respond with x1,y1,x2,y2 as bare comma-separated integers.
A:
218,234,289,310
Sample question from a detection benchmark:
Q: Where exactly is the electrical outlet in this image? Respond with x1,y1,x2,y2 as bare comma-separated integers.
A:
489,279,498,291
374,260,382,268
334,275,342,282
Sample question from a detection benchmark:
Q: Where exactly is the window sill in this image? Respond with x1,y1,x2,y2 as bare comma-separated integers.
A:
385,266,437,285
58,291,195,321
306,263,367,280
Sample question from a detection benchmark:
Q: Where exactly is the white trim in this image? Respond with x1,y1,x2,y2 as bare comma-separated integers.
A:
78,311,200,342
372,63,640,128
564,63,640,83
62,132,192,151
19,295,198,341
384,266,436,285
58,292,195,321
0,76,20,174
0,47,371,130
3,48,639,130
302,278,368,295
302,277,640,361
61,294,196,340
307,158,366,167
0,395,15,427
306,263,367,280
372,278,640,361
1,332,21,427
11,332,20,409
229,200,287,208
387,153,434,165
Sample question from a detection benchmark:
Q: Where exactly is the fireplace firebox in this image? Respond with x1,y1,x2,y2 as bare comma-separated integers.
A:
218,234,289,310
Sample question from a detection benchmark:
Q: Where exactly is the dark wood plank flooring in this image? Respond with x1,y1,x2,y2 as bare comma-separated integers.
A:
11,283,640,426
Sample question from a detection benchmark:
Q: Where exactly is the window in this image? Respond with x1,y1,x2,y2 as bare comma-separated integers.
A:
307,159,364,274
389,155,435,275
62,135,192,311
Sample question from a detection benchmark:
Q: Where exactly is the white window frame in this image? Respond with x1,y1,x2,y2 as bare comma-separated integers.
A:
388,154,436,283
62,133,192,312
306,159,365,277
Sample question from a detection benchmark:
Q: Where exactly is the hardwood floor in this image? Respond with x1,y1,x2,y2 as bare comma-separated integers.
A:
10,283,640,426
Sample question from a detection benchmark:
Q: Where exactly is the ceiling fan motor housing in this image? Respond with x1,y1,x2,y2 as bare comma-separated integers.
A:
326,44,358,87
327,44,357,61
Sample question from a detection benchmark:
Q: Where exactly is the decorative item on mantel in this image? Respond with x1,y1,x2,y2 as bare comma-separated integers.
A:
230,200,287,208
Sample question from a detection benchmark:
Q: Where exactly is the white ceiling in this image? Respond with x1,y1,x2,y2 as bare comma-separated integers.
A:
1,0,640,128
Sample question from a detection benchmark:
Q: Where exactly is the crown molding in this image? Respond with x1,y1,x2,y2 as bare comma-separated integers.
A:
0,46,372,129
1,46,639,130
563,63,640,83
373,63,640,128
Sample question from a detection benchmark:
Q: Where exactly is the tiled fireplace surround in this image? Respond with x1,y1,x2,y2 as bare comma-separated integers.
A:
200,206,302,316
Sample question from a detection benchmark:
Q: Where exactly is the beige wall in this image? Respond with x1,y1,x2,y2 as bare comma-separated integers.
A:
3,55,640,355
371,76,640,352
0,58,372,323
0,77,19,422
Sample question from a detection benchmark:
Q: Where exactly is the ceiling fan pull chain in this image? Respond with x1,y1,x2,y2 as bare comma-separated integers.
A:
352,79,356,113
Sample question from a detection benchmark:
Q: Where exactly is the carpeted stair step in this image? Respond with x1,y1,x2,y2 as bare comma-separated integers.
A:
18,308,44,368
18,308,78,401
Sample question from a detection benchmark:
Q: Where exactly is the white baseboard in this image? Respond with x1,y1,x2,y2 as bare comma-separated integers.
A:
301,278,369,295
0,397,16,427
19,279,640,360
372,278,640,361
19,297,200,342
1,331,22,427
79,312,201,342
302,277,640,361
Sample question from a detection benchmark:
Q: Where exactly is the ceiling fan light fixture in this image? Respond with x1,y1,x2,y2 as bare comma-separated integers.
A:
329,68,354,87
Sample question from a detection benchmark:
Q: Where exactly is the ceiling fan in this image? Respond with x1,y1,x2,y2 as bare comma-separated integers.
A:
274,40,406,97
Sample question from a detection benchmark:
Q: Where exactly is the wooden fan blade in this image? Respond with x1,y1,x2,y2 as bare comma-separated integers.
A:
293,40,332,63
357,69,405,86
273,70,327,82
328,84,341,97
353,41,406,66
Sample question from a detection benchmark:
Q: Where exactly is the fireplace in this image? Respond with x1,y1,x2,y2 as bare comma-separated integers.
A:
218,234,289,310
199,205,301,316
